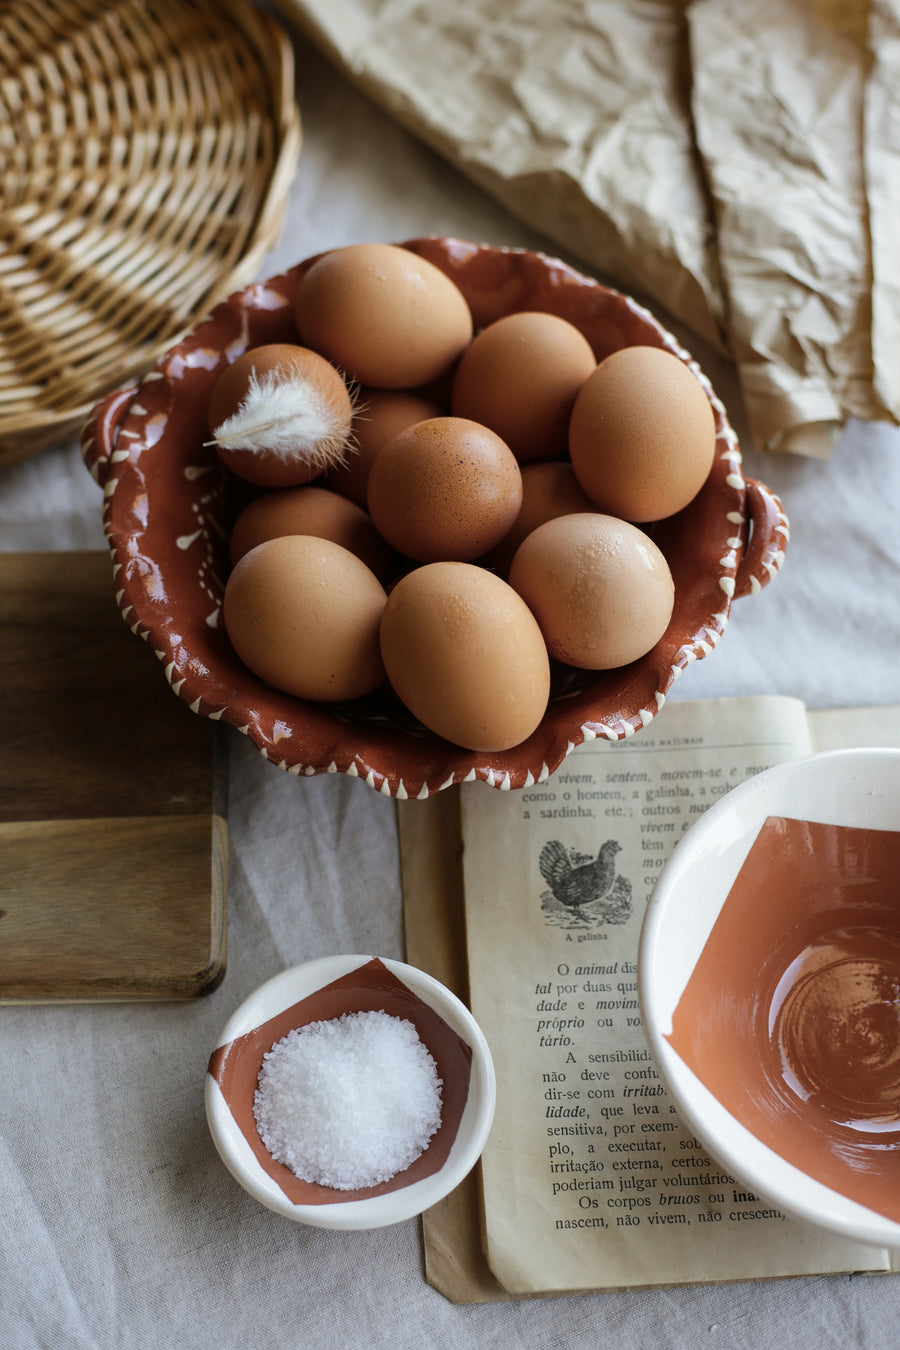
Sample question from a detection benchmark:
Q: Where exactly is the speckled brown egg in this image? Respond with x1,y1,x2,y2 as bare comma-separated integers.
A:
324,389,442,507
223,534,386,701
293,243,473,389
228,484,398,581
484,460,597,575
208,344,354,488
451,310,596,463
379,562,551,751
568,345,716,522
366,416,522,562
508,513,675,670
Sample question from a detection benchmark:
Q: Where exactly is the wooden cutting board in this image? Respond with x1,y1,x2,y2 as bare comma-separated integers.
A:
0,551,228,1001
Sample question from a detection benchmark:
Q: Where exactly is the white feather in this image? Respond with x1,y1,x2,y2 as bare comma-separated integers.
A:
211,369,351,468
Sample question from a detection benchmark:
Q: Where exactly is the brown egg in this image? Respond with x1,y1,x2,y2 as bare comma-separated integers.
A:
324,389,441,507
568,345,716,522
366,417,522,563
451,310,596,463
379,562,551,751
294,243,474,389
228,485,398,581
484,460,597,575
223,535,386,701
508,513,675,670
208,344,354,488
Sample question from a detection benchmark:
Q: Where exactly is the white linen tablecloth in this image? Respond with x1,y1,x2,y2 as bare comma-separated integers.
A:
1,26,898,1350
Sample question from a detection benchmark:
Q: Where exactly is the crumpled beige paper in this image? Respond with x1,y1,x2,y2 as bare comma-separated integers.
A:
689,0,894,454
277,0,898,457
865,0,900,430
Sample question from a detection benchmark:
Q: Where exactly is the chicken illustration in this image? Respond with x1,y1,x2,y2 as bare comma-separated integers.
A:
539,838,630,922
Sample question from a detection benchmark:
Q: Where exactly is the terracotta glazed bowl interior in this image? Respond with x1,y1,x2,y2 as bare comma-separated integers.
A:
205,955,496,1230
82,237,788,799
639,748,900,1251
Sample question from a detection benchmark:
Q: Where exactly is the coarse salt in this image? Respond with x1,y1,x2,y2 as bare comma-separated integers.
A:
253,1009,443,1190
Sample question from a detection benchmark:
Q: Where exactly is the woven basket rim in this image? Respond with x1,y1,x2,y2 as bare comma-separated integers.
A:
0,0,302,463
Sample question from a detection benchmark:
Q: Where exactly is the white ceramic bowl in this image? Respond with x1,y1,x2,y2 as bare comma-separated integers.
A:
639,748,900,1251
205,954,496,1230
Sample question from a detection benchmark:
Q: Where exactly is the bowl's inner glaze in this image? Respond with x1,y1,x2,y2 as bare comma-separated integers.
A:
667,815,900,1224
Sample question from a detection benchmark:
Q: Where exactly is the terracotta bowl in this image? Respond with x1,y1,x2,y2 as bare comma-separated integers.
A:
82,237,788,799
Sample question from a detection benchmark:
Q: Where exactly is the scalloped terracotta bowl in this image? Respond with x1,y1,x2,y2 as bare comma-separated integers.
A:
82,237,788,799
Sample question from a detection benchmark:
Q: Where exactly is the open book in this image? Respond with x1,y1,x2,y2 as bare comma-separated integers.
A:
399,696,900,1302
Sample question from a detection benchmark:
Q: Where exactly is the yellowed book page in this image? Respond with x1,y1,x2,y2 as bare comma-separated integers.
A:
461,696,891,1295
399,791,513,1303
808,705,900,752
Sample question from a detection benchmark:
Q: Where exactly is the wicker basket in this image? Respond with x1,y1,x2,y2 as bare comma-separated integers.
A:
0,0,302,467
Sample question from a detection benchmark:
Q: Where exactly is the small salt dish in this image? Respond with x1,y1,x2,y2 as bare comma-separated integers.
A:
205,954,496,1230
639,748,900,1251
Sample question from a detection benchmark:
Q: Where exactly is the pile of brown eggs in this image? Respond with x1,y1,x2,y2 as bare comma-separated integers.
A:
211,243,717,754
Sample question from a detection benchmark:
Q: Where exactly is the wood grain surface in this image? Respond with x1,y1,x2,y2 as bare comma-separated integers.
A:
0,551,227,1001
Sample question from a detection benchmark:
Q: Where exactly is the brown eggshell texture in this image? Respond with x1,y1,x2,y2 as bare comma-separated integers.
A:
379,562,551,752
366,416,523,563
508,513,675,670
209,344,354,489
223,535,387,701
568,346,716,522
451,310,596,463
293,243,474,389
485,460,597,575
228,485,399,582
324,389,442,507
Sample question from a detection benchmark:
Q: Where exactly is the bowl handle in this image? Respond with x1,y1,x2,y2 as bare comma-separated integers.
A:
733,479,789,599
81,386,137,488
